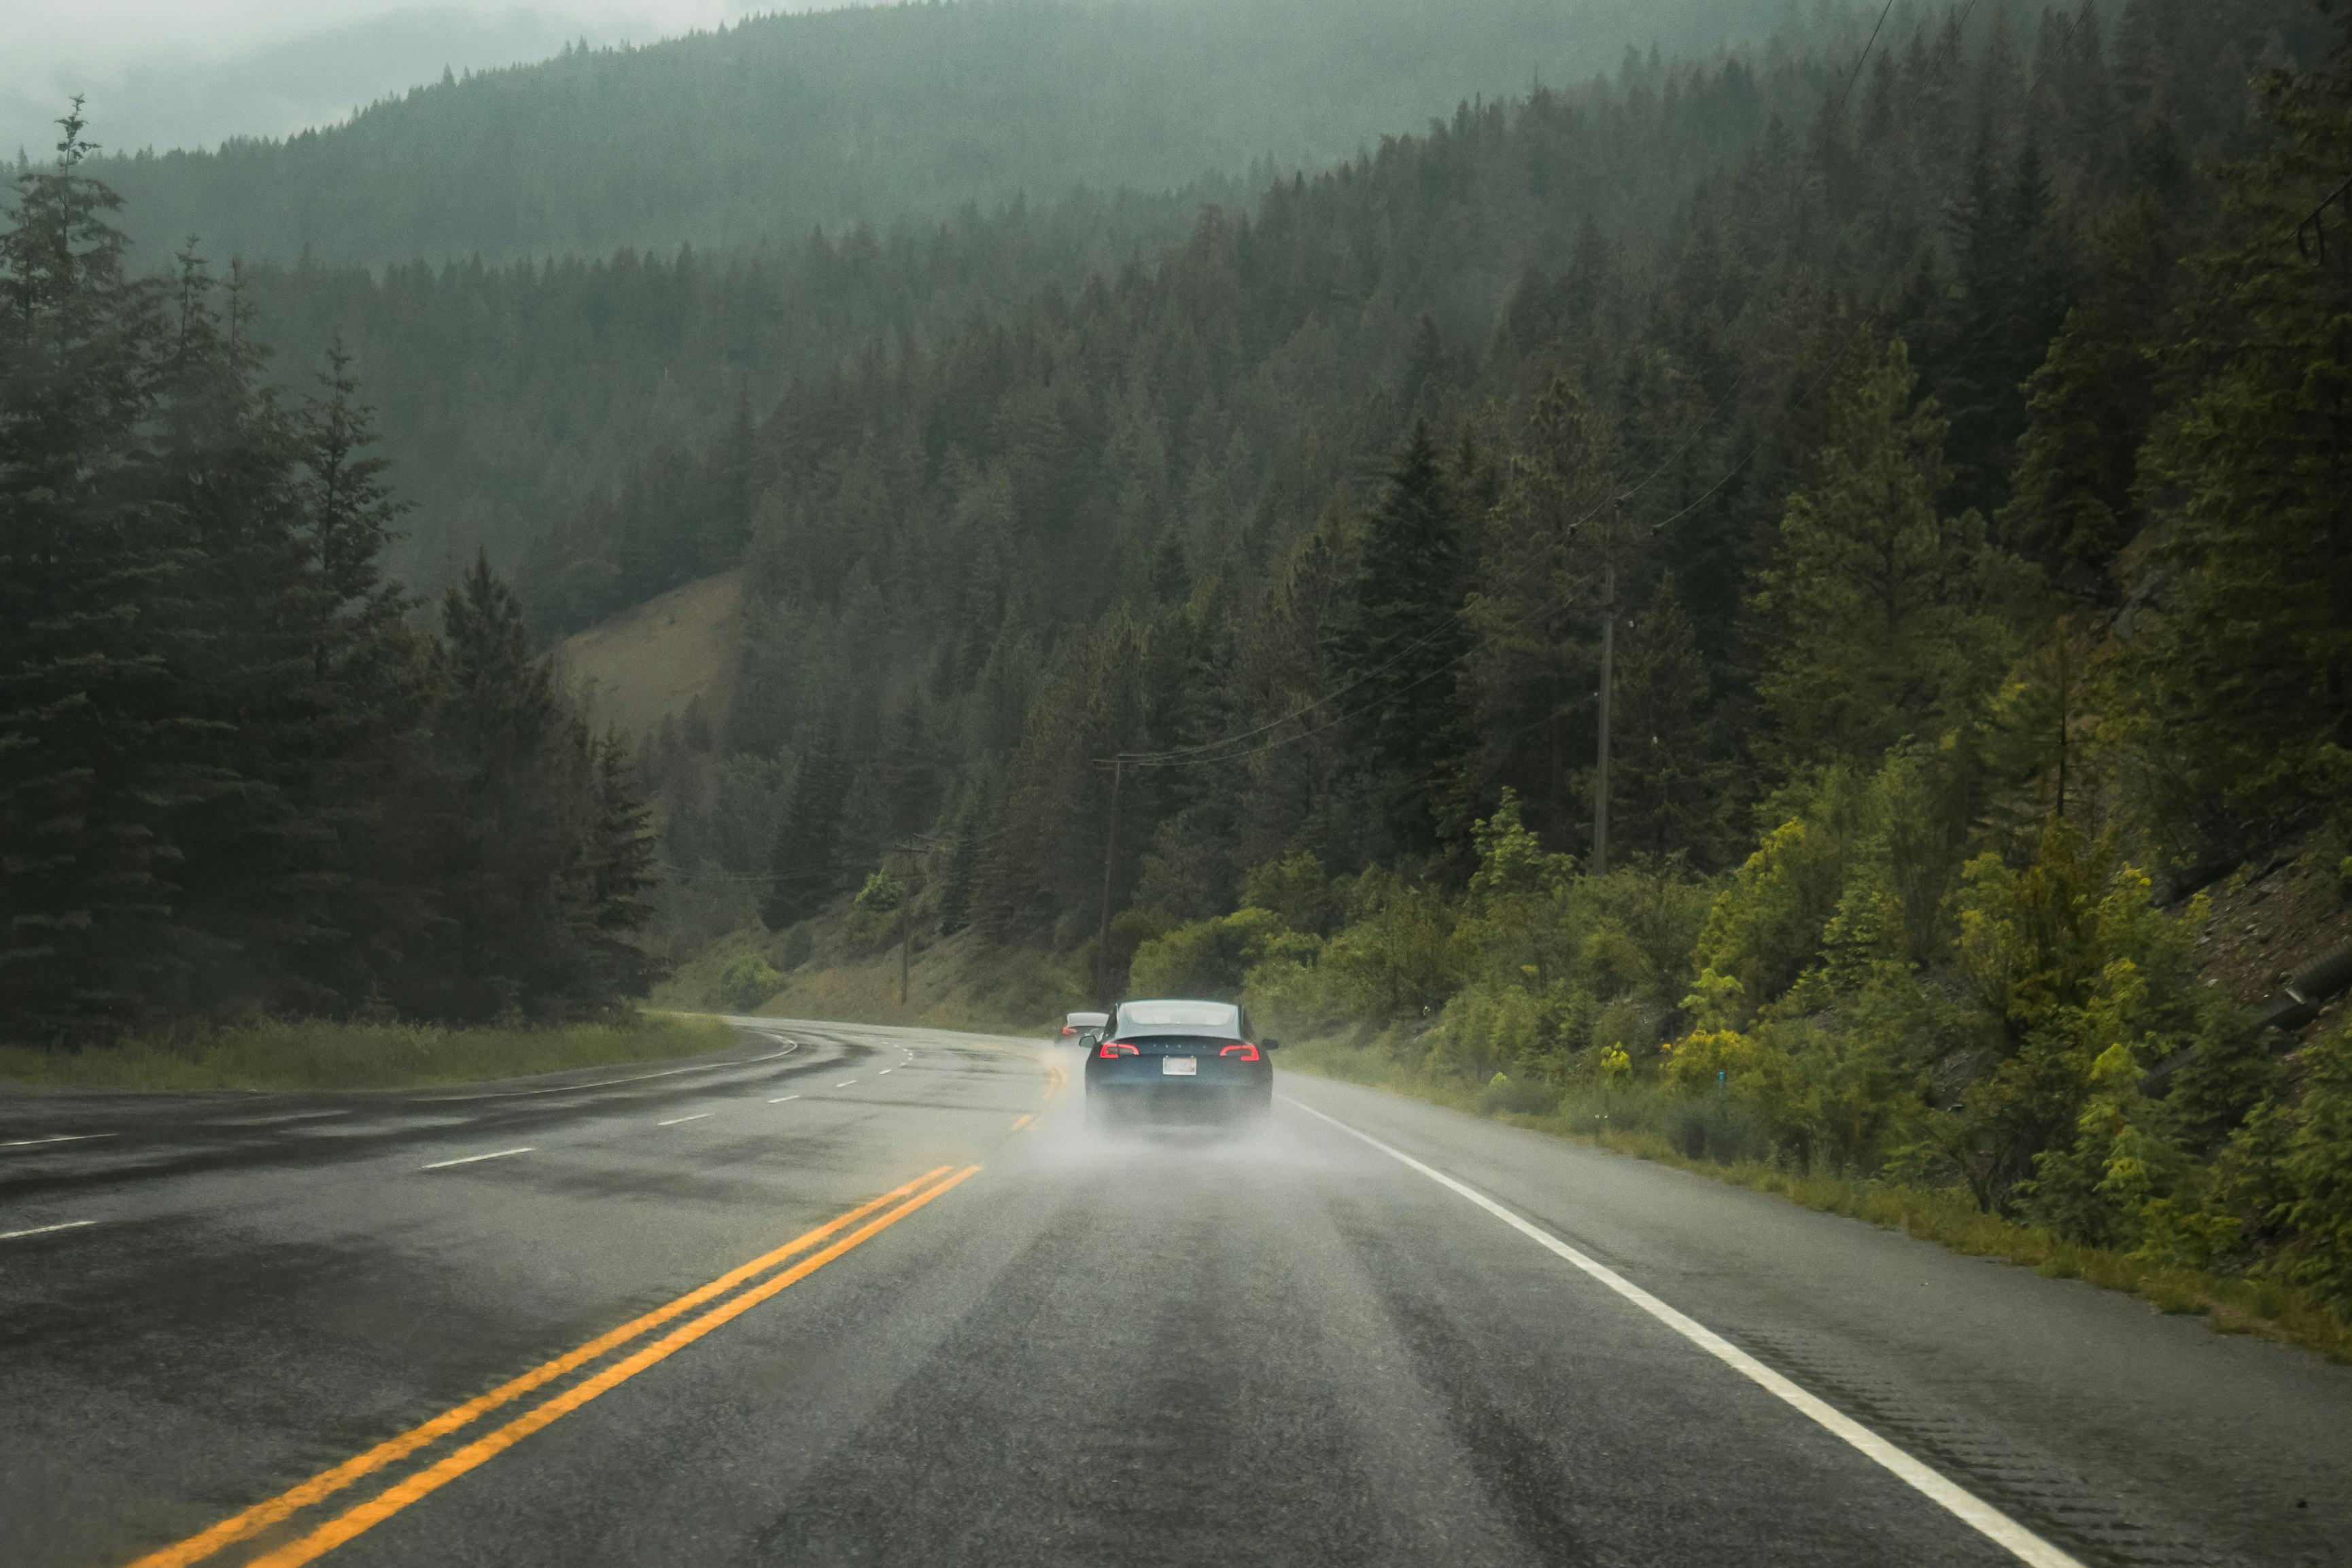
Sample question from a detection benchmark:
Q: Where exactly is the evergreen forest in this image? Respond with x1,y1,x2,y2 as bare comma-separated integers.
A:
7,0,2352,1321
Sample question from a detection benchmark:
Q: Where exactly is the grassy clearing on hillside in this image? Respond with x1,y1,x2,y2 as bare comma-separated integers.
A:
0,1012,736,1092
1283,1036,2352,1365
558,568,743,740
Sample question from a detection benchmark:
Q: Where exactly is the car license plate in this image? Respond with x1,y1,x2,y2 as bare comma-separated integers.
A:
1162,1056,1197,1076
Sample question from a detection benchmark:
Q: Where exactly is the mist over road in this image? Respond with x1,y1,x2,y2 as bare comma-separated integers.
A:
3,1020,2345,1568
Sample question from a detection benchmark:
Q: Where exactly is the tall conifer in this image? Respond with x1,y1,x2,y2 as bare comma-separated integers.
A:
0,107,185,1041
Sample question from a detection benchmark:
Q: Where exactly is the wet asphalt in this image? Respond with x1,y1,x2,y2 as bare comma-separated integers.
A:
2,1019,2348,1568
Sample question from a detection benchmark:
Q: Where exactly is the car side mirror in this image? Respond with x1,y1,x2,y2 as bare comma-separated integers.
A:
1260,1037,1281,1050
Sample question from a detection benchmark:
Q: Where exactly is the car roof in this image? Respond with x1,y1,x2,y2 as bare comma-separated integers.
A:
1063,1011,1109,1024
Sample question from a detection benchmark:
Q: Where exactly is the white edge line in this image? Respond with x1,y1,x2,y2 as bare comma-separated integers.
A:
0,1132,118,1149
421,1147,535,1170
769,1095,801,1103
0,1219,99,1240
656,1113,712,1127
1279,1096,2086,1568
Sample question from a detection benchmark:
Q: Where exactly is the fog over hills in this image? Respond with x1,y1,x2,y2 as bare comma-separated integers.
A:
1,2,789,164
57,0,1790,268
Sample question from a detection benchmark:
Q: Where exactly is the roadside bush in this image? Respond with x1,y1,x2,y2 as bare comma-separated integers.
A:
718,952,783,1012
1687,795,1854,1026
2217,1021,2352,1314
1425,982,1565,1086
1313,869,1460,1020
1241,850,1338,935
1132,906,1313,999
848,870,905,949
1956,817,2223,1214
1480,1070,1561,1116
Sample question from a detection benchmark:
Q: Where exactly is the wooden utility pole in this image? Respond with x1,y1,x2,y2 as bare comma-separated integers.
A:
1096,758,1124,1005
1593,552,1615,877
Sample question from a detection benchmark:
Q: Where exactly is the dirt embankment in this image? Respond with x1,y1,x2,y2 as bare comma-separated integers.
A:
2191,847,2352,1043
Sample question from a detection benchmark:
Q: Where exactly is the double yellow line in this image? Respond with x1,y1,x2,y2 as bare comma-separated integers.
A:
131,1164,981,1568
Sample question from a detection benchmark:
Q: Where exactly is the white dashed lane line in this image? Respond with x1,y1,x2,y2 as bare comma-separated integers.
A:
421,1147,534,1171
1,1219,99,1241
657,1113,711,1127
768,1095,801,1104
836,1080,857,1087
878,1069,893,1075
1,1133,118,1149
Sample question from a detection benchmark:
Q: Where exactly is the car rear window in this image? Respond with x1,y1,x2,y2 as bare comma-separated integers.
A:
1119,1000,1240,1032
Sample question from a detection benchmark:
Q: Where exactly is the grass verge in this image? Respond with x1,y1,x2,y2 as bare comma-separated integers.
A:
1283,1036,2352,1365
0,1011,738,1092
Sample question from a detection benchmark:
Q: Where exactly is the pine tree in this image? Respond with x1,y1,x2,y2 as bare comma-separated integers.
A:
761,725,852,929
578,732,662,1004
149,249,346,1009
1329,421,1476,854
2001,192,2180,591
1752,336,2020,770
282,341,432,1009
0,106,186,1042
393,551,653,1020
1934,120,2071,519
1613,573,1731,863
1472,376,1621,848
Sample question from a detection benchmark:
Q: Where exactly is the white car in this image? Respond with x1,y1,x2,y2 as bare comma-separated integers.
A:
1056,1011,1109,1048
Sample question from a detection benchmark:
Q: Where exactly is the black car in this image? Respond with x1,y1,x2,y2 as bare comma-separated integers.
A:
1084,998,1277,1126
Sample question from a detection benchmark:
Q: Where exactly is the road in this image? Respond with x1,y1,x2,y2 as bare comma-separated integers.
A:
2,1018,2347,1568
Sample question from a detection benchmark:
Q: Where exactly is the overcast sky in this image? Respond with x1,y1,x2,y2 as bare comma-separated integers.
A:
5,3,829,160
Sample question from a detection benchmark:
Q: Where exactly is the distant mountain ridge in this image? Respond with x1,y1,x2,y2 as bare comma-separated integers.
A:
78,0,1786,268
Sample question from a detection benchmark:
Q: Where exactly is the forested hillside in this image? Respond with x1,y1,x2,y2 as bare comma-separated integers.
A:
232,187,1228,604
76,0,1784,269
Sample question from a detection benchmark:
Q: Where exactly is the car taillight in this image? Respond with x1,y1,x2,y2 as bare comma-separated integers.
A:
1098,1041,1139,1058
1060,1026,1075,1035
1220,1043,1260,1062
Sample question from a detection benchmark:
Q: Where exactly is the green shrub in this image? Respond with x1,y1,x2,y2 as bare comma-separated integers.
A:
1241,850,1338,935
2219,1022,2352,1314
1313,869,1461,1020
848,869,905,949
1132,906,1311,999
1957,816,2222,1213
719,952,783,1012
